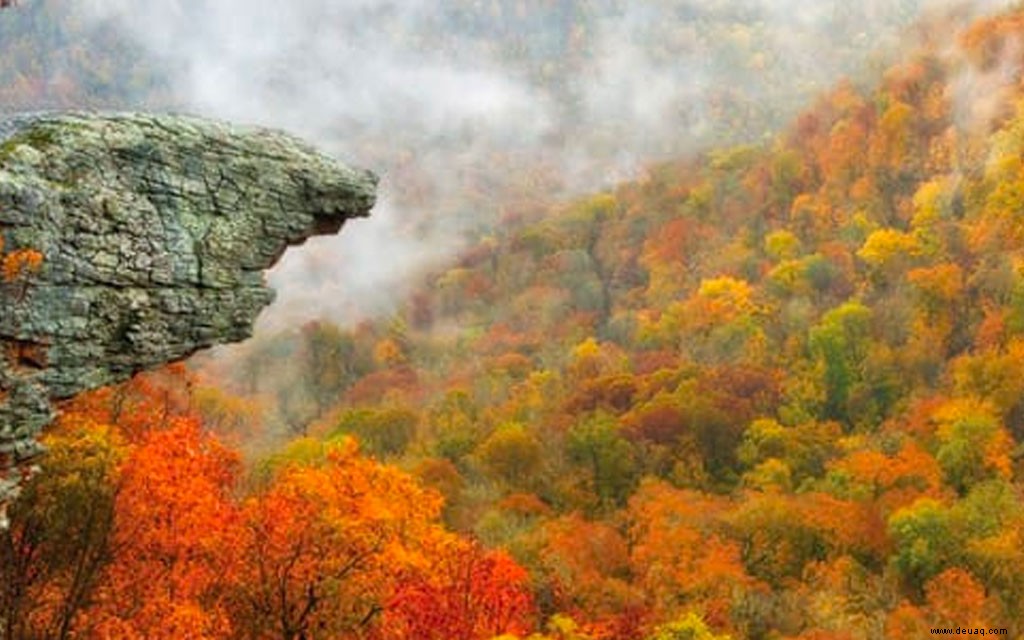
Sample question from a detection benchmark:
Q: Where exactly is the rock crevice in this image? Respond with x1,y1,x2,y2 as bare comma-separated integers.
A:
0,112,377,498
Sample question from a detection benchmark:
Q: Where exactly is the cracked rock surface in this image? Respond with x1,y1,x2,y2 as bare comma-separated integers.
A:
0,112,377,497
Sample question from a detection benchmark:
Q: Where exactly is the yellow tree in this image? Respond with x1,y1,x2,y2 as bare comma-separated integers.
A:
0,419,122,640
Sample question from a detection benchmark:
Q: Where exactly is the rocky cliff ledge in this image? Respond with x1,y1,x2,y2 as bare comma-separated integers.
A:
0,113,377,501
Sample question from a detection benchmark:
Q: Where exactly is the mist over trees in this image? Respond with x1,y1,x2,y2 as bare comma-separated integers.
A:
6,0,1024,638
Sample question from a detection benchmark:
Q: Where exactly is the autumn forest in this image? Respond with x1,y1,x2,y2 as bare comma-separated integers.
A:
6,1,1024,639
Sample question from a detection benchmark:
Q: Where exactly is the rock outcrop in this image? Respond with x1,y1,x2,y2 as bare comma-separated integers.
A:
0,112,377,501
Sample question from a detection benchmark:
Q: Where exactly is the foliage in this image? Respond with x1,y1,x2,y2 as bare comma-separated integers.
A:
16,2,1024,637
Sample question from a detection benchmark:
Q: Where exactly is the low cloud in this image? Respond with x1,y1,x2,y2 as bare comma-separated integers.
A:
72,0,1017,330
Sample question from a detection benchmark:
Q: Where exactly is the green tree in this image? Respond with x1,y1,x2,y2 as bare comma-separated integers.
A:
933,400,1012,495
566,413,638,510
299,321,360,417
331,406,418,459
808,301,872,423
888,498,962,592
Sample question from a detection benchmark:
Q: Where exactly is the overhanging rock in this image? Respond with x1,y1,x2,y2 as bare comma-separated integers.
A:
0,112,377,502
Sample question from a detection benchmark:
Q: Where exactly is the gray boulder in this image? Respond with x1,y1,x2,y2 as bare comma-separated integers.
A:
0,112,377,501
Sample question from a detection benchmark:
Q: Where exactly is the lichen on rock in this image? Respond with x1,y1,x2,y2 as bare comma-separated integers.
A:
0,112,377,500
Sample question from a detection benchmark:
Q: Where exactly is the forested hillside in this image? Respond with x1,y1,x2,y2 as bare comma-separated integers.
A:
0,0,164,110
6,1,1024,639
